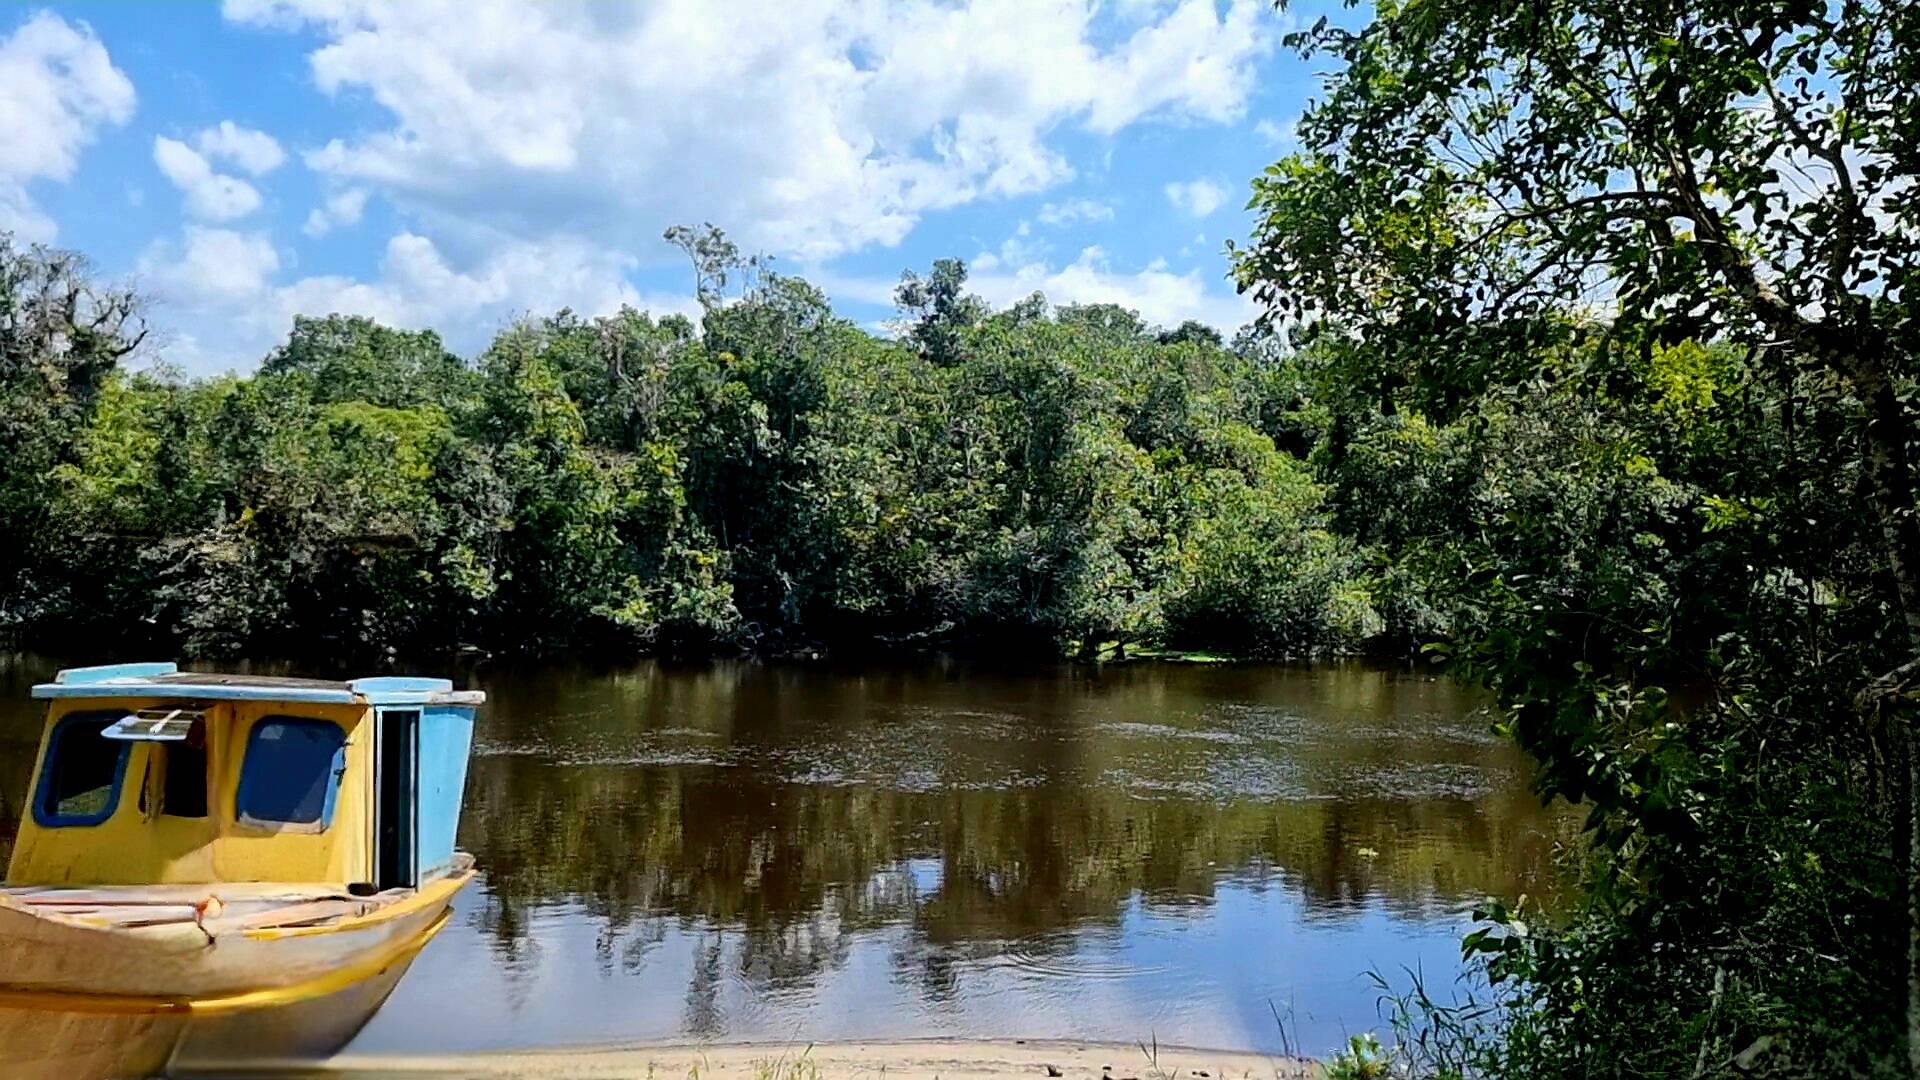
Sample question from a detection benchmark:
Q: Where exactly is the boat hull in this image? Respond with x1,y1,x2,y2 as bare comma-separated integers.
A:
0,873,466,1080
0,948,423,1080
168,943,422,1075
0,871,465,996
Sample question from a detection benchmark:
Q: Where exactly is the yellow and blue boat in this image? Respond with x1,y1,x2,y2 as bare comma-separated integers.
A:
0,662,485,1079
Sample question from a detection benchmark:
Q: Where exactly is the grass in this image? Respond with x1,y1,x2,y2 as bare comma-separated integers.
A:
749,1053,822,1080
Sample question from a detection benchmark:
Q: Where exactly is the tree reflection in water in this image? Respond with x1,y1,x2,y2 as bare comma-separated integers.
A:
450,658,1576,1017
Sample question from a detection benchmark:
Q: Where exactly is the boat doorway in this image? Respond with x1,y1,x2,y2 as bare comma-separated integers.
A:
375,708,418,891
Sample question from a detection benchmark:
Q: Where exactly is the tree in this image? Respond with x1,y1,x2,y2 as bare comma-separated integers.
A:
894,258,986,366
1233,0,1920,1071
0,236,144,631
1235,2,1918,651
0,230,1369,668
664,223,766,310
1157,319,1224,348
261,315,468,409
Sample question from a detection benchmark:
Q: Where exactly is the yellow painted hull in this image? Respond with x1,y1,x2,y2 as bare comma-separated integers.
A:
0,872,468,1080
0,943,425,1080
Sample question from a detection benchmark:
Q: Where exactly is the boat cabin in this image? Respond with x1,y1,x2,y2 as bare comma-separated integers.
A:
5,663,484,892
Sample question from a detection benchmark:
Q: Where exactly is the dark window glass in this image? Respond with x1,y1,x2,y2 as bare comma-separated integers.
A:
162,743,208,818
237,717,346,827
35,712,130,826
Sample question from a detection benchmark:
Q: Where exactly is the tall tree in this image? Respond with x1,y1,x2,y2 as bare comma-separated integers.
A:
0,236,144,629
1234,3,1917,639
895,258,986,367
664,223,767,310
1233,0,1920,1069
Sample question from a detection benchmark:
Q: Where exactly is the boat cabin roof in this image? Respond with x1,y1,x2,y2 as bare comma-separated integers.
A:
31,662,485,707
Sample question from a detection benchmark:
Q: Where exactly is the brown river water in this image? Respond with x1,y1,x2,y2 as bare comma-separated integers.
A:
0,653,1575,1059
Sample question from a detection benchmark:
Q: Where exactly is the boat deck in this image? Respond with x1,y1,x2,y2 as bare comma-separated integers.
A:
0,882,388,933
0,854,472,935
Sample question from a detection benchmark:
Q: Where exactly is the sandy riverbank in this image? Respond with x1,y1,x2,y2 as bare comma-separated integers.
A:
251,1039,1318,1080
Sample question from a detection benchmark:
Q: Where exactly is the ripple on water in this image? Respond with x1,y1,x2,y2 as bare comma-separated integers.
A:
1204,703,1312,744
986,934,1172,982
556,749,736,768
1338,762,1496,799
1098,752,1311,803
472,743,549,757
1098,720,1251,745
777,750,1049,792
1337,718,1504,746
895,707,1036,741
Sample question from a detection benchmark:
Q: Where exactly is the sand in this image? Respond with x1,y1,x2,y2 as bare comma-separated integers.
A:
264,1038,1319,1080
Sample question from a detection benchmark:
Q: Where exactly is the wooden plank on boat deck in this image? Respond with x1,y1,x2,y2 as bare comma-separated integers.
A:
17,895,217,907
226,898,371,931
116,907,203,928
4,887,351,906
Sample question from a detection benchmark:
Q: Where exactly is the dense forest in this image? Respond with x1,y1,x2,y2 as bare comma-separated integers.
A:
0,233,1377,664
3,0,1918,1075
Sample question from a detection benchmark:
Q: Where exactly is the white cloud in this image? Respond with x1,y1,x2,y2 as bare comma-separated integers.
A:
1164,177,1227,218
1253,116,1296,149
0,186,56,242
1036,197,1114,227
153,136,263,220
970,219,1044,273
195,120,286,175
965,245,1252,330
825,244,1253,332
139,226,280,303
0,12,135,241
303,186,370,236
125,0,1278,372
1176,231,1212,258
140,225,699,373
223,0,1274,261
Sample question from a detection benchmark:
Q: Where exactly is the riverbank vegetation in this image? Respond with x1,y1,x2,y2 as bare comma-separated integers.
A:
1239,0,1918,1076
2,233,1378,663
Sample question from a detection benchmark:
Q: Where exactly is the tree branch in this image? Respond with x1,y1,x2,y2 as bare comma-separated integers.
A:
1762,78,1868,303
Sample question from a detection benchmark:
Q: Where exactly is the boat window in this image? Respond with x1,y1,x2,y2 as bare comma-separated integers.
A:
237,717,347,831
34,710,132,827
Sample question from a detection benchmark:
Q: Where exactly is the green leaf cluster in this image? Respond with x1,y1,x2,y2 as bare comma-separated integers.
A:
0,239,1370,665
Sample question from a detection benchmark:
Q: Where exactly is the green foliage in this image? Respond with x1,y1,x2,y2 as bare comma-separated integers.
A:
263,315,469,408
0,232,1372,665
0,238,144,631
1235,0,1920,1075
894,257,985,367
1161,425,1369,657
1322,1034,1392,1080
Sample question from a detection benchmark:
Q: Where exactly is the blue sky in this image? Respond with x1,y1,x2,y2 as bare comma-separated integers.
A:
1,1,1334,374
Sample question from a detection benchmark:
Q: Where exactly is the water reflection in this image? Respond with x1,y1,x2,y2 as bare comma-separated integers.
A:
0,655,1575,1058
436,659,1572,1053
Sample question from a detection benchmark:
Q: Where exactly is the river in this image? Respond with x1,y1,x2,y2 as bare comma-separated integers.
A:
0,654,1573,1059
